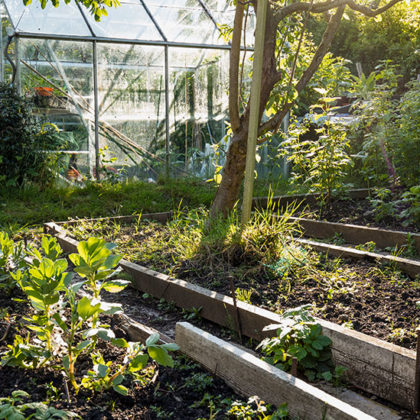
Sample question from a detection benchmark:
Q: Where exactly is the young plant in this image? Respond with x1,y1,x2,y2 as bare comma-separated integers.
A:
52,286,105,392
13,253,72,356
69,238,127,298
69,238,129,327
257,305,335,382
280,111,353,206
0,231,25,294
82,333,179,396
0,390,79,419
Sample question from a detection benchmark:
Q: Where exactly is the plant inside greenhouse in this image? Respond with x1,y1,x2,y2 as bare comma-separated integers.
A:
0,0,419,418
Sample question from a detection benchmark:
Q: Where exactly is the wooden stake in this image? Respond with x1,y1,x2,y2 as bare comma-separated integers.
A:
415,329,420,412
241,0,268,226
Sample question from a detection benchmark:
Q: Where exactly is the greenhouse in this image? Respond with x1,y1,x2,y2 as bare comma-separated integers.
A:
0,0,255,180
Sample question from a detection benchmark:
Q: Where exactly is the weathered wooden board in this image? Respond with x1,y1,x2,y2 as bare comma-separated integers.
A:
252,189,371,209
52,211,173,226
45,222,417,410
176,322,377,420
296,237,420,278
290,217,420,255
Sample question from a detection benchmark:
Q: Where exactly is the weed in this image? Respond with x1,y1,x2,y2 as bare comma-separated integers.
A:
235,288,253,304
355,241,377,253
257,305,338,382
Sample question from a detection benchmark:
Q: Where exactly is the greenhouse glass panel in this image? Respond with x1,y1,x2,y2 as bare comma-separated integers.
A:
4,0,90,37
168,47,229,177
145,0,224,45
19,38,94,175
1,1,14,83
203,0,255,47
81,0,163,41
97,44,166,178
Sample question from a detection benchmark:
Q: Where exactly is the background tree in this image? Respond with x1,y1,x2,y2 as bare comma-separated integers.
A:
210,0,403,218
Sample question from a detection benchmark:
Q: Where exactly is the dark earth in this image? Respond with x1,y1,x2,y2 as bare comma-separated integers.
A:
296,196,419,233
0,289,277,419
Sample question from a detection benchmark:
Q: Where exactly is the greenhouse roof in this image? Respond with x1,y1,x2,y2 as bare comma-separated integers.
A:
2,0,254,48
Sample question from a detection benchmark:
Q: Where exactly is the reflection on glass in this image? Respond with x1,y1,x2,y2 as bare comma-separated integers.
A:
81,0,163,41
146,0,223,44
5,0,90,36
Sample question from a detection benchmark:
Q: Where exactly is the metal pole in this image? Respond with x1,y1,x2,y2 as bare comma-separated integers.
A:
15,35,20,93
0,17,4,83
164,45,170,178
241,0,268,226
93,40,100,179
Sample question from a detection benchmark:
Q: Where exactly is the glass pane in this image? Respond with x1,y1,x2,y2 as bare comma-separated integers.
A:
1,0,14,83
20,38,94,176
98,44,166,179
4,0,90,37
168,47,229,177
203,0,255,47
82,0,163,41
145,0,224,45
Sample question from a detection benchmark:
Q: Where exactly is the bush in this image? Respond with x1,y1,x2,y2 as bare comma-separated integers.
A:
349,65,420,189
0,83,62,187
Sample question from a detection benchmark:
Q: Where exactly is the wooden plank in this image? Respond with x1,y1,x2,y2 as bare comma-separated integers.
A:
176,322,377,420
45,222,417,410
290,217,420,254
51,211,173,226
296,237,420,278
252,189,371,210
116,314,174,345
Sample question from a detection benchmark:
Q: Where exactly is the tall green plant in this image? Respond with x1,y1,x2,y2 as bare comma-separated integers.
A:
281,112,353,204
349,63,420,189
0,83,63,187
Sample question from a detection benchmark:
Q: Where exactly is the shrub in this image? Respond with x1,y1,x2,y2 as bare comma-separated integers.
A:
0,83,62,187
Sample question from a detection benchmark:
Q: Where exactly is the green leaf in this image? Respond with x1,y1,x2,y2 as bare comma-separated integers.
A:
112,338,129,348
98,364,109,378
161,343,179,352
63,355,70,370
321,371,333,381
77,296,101,321
130,353,149,371
102,279,130,293
112,374,124,386
145,333,160,347
76,340,92,351
102,254,121,270
52,313,68,331
148,346,174,367
113,384,128,396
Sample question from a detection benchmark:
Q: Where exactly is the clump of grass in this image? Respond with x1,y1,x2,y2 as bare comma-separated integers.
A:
64,199,311,289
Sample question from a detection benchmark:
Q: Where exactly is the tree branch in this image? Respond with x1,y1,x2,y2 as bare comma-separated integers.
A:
273,0,402,25
346,0,402,16
260,5,345,135
229,2,245,133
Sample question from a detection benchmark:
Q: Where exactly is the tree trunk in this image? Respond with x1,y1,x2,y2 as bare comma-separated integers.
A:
209,126,248,218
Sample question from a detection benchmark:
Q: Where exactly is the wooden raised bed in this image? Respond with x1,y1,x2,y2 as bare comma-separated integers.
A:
252,188,371,210
291,216,420,255
108,311,395,418
50,211,420,279
44,221,417,411
176,322,379,420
